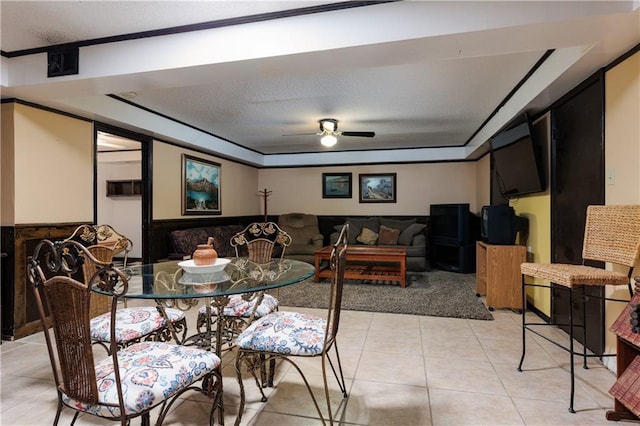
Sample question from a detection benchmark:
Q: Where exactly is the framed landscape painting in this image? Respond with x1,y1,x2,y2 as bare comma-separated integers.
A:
322,173,352,198
182,154,221,215
359,173,397,203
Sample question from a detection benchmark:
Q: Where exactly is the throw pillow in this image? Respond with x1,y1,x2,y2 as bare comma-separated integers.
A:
397,223,427,245
377,225,401,245
356,227,379,245
345,217,380,244
379,217,417,232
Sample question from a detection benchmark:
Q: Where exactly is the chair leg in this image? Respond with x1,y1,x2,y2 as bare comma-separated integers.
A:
518,275,527,372
580,285,588,370
568,287,576,414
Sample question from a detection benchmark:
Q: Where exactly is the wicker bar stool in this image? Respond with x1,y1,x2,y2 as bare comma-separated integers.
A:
519,204,640,413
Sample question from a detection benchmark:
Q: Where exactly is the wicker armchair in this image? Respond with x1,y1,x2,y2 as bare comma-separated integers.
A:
519,204,640,413
27,239,222,425
234,224,349,425
80,244,188,353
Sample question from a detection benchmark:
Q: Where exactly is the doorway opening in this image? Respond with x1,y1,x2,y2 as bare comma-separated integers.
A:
96,131,143,265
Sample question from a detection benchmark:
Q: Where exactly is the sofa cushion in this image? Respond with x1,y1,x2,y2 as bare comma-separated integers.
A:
169,224,246,258
379,217,417,232
356,227,379,245
397,223,427,246
346,217,380,244
169,227,211,256
208,224,246,257
378,224,401,245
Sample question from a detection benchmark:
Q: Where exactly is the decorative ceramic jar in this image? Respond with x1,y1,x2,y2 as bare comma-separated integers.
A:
193,237,218,265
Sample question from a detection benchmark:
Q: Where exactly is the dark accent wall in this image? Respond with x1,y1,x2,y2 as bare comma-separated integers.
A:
150,214,430,262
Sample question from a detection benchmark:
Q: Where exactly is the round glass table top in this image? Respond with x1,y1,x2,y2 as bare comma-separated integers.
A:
97,258,315,299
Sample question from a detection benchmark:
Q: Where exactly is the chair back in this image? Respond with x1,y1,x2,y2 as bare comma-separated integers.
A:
66,224,133,267
231,222,292,264
325,224,348,348
582,205,640,267
81,245,115,318
28,239,129,406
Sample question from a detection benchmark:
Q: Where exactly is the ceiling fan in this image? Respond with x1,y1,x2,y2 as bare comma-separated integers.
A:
286,118,375,147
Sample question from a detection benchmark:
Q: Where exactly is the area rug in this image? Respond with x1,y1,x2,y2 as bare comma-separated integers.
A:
278,270,494,320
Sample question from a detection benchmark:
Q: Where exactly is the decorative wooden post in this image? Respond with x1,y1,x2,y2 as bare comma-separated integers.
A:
258,188,272,222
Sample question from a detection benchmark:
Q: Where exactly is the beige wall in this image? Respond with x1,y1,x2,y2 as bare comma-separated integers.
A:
1,104,16,225
475,154,491,212
258,162,479,216
152,141,260,220
603,50,640,368
3,103,93,225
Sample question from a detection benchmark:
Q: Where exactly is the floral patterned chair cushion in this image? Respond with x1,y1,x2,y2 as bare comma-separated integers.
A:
90,307,185,344
197,293,279,319
61,342,220,418
236,311,328,356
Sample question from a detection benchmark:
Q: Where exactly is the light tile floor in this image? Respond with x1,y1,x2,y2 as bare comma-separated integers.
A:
0,299,618,425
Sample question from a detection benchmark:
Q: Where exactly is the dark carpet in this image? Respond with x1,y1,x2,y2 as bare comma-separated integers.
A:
278,270,494,320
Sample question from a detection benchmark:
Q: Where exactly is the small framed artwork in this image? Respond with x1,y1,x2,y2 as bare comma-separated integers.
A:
359,173,397,203
182,154,221,215
322,173,352,198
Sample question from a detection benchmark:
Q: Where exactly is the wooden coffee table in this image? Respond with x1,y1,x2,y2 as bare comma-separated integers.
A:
314,245,407,288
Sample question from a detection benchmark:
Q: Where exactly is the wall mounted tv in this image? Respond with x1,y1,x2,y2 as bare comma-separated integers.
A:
491,115,545,199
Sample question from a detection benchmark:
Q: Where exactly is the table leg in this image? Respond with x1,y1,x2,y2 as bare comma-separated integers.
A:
314,254,321,282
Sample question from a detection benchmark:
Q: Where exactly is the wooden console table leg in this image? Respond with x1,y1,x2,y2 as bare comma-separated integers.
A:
400,257,406,288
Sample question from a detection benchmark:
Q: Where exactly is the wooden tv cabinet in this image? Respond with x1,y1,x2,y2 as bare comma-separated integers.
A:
476,242,526,310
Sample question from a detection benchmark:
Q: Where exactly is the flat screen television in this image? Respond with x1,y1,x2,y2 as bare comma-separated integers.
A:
491,115,545,199
481,205,529,245
430,203,470,244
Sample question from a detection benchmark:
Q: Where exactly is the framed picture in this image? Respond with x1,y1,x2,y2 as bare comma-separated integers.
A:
322,173,352,198
182,154,221,215
359,173,397,203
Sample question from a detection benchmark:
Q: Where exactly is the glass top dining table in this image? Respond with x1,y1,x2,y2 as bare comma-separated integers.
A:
120,257,315,300
103,257,315,357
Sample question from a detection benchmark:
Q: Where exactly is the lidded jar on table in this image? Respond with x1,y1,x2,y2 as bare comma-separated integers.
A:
193,237,218,265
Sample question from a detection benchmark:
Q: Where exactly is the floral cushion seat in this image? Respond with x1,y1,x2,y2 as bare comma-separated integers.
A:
61,342,220,418
197,293,279,319
90,307,186,344
236,311,329,356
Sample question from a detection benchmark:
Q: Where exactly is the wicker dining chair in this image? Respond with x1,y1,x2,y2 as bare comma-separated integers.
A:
234,224,349,425
28,239,223,426
519,204,640,413
81,244,188,354
66,223,133,267
197,222,293,342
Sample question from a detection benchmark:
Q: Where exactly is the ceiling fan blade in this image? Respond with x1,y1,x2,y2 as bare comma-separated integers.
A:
282,132,320,136
341,131,375,137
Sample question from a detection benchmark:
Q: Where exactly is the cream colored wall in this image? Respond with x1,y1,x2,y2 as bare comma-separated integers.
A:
10,103,93,224
603,50,640,369
258,162,479,216
1,104,16,226
152,141,260,220
509,114,552,316
475,154,491,213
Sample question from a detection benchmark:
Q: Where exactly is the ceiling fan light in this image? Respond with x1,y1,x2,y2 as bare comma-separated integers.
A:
321,134,337,147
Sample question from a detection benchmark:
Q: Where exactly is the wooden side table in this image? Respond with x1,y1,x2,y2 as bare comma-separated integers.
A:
476,242,526,310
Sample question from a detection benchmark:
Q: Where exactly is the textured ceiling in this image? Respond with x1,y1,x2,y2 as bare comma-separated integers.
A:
1,1,638,166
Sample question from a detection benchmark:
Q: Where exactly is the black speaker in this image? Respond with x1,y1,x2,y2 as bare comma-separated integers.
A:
47,47,79,77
